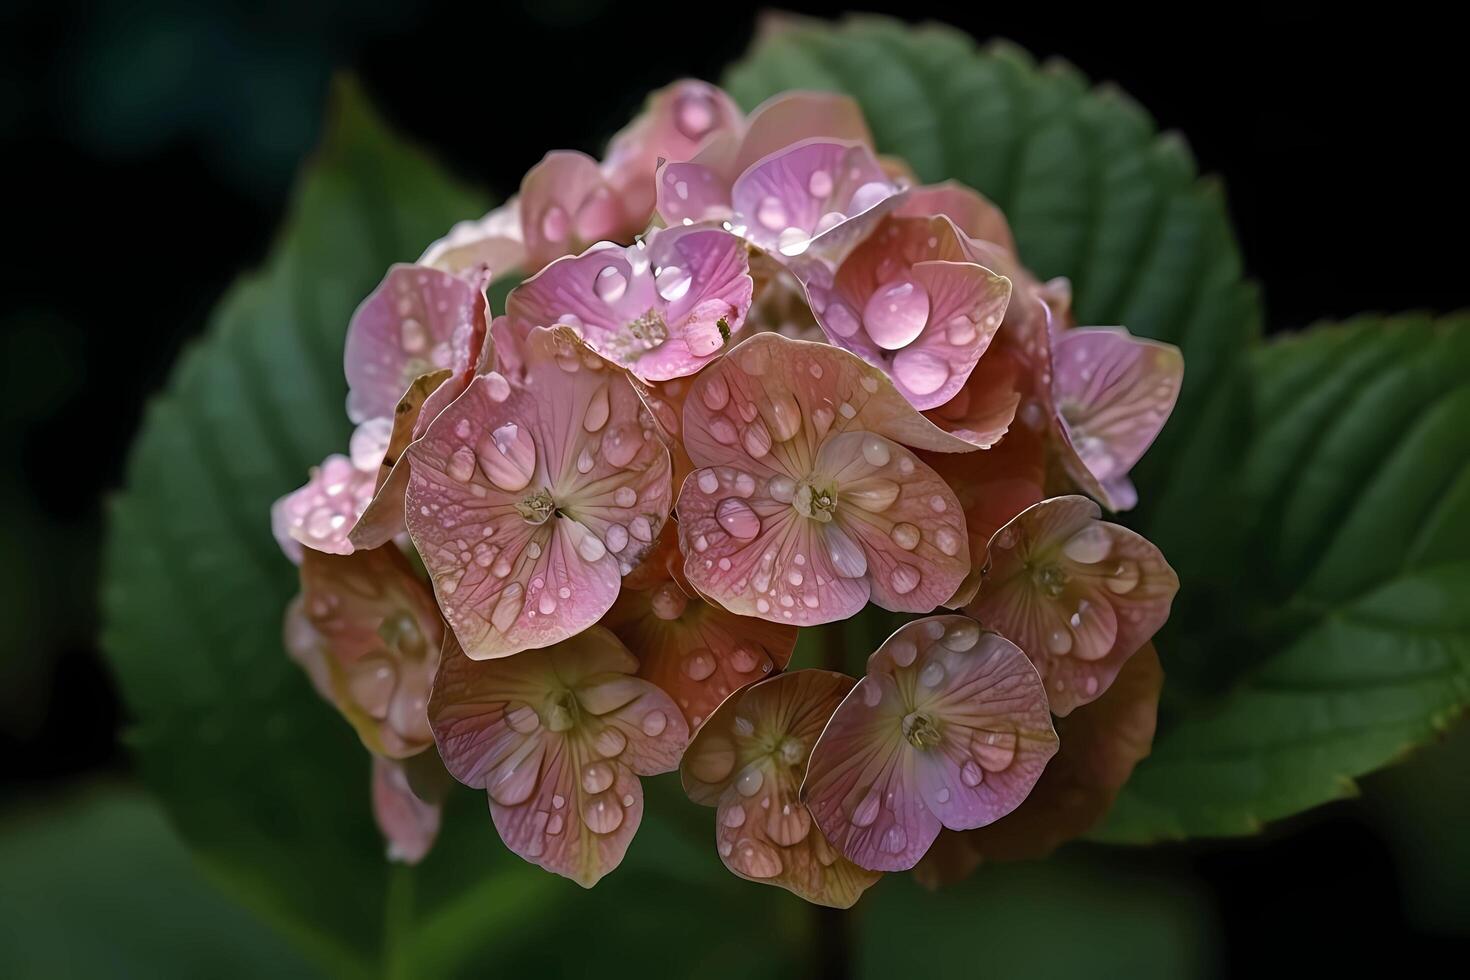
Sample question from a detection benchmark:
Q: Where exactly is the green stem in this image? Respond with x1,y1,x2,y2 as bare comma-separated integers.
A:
383,862,415,980
815,623,853,979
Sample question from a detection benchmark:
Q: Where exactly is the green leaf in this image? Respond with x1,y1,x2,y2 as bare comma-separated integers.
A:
1097,314,1470,840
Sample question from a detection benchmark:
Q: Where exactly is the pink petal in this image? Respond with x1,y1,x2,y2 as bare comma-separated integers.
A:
603,80,744,223
966,495,1177,714
285,546,444,758
677,334,974,624
730,139,904,262
680,670,881,907
806,214,1011,409
1051,328,1183,510
520,151,637,272
372,754,446,865
603,526,797,728
734,91,873,176
921,342,1024,449
344,264,484,425
802,616,1057,872
895,181,1015,254
419,198,527,281
506,225,753,382
404,328,671,659
272,453,378,561
428,627,688,886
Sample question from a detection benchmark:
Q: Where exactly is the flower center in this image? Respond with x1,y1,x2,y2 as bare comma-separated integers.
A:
544,690,579,733
377,611,426,660
628,309,669,348
516,487,557,524
1030,562,1068,598
777,736,805,766
793,481,838,523
902,711,942,749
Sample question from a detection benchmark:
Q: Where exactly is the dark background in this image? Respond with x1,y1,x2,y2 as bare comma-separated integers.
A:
2,0,1466,974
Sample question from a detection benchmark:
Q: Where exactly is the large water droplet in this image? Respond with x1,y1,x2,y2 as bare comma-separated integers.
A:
741,421,772,458
655,265,692,301
960,759,984,787
890,563,922,595
1106,559,1141,594
581,793,625,834
700,374,730,411
851,787,881,827
683,648,716,681
846,479,900,513
890,523,920,550
756,196,788,230
849,181,893,214
769,475,796,503
892,348,951,397
582,761,615,794
919,660,945,687
881,823,908,854
716,497,761,540
447,446,476,483
863,279,930,350
641,710,668,737
934,527,961,557
860,435,891,467
583,383,611,432
595,265,627,303
766,391,803,441
1063,524,1112,565
1047,628,1074,655
736,766,764,797
477,422,536,492
506,701,540,734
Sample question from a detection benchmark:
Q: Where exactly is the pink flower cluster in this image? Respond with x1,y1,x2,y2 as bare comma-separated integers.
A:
274,80,1182,904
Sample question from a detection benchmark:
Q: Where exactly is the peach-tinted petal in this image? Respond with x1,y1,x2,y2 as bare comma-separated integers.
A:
802,616,1057,872
404,327,671,659
604,526,797,728
680,670,881,907
428,627,688,886
730,139,904,263
520,151,637,272
602,79,743,223
805,214,1011,409
420,198,527,280
506,225,753,382
921,340,1024,449
372,753,446,865
895,181,1015,254
1051,328,1183,511
285,546,444,758
966,643,1162,861
344,264,484,424
966,495,1177,714
347,369,453,552
922,420,1046,607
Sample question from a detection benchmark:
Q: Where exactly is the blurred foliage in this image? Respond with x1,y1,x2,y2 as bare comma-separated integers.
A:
90,12,1468,977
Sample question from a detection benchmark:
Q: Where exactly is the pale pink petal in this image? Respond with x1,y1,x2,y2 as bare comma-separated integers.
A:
895,181,1015,254
428,628,688,886
285,547,444,758
506,225,753,382
805,214,1011,409
419,198,527,281
344,264,483,424
405,328,671,659
730,139,904,262
520,152,636,272
604,526,797,728
734,91,872,176
603,80,743,222
680,670,881,907
802,616,1056,872
656,159,737,226
1051,328,1183,510
372,754,445,865
272,454,377,561
967,495,1177,714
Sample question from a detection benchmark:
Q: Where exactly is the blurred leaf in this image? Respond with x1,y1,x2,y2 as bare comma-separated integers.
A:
0,784,320,979
1099,314,1470,840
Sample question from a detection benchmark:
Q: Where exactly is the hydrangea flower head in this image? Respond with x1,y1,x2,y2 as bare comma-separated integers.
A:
676,332,974,624
681,669,881,907
429,628,688,886
802,615,1058,871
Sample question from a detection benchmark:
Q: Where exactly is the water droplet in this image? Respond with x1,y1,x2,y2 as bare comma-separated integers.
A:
881,823,908,854
723,805,747,829
769,475,796,503
848,180,893,213
887,523,920,551
807,169,834,198
892,348,951,397
942,620,980,651
851,787,881,827
736,766,764,797
655,264,692,301
581,793,624,834
846,479,900,513
936,787,951,804
961,759,984,787
538,591,557,615
576,528,608,562
1106,560,1141,594
890,640,918,667
890,563,922,595
577,448,595,474
862,682,883,707
506,701,540,734
595,265,627,303
584,382,611,432
730,645,761,673
715,497,761,540
1047,628,1074,655
700,374,730,411
945,317,977,346
863,279,930,350
934,527,961,556
756,196,788,230
683,649,716,680
919,660,945,687
766,391,803,441
491,583,523,633
614,486,637,508
741,420,772,458
582,761,615,794
1063,524,1112,565
477,422,536,492
641,710,667,737
484,372,511,402
546,812,565,835
400,318,427,354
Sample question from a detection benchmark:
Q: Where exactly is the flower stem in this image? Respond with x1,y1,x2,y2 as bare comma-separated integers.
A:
815,622,852,979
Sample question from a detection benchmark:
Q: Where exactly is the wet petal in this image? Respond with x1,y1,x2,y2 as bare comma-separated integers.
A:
372,754,446,865
967,495,1177,714
346,369,454,551
730,139,904,263
802,615,1057,872
520,151,636,271
681,670,881,907
807,214,1011,409
1051,328,1183,510
965,643,1162,861
603,80,743,222
344,264,484,424
604,526,797,728
895,181,1015,254
285,546,444,758
428,627,688,886
734,91,872,175
420,198,527,280
921,341,1024,449
272,454,378,561
405,327,671,659
506,225,753,382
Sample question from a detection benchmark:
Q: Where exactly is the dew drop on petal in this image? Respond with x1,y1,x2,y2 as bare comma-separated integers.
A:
541,206,570,242
890,563,922,595
593,726,627,758
890,522,920,550
934,527,961,557
1107,560,1141,594
1063,524,1113,565
892,348,952,397
889,640,917,667
736,766,764,797
1047,628,1074,655
861,435,891,467
447,446,476,483
614,486,637,508
808,169,834,198
961,759,984,787
863,279,930,350
919,660,945,687
756,196,788,230
882,824,908,854
581,794,625,834
655,265,692,301
700,374,730,411
851,787,881,828
683,649,716,681
716,497,761,540
584,383,611,432
595,265,627,303
641,710,668,737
